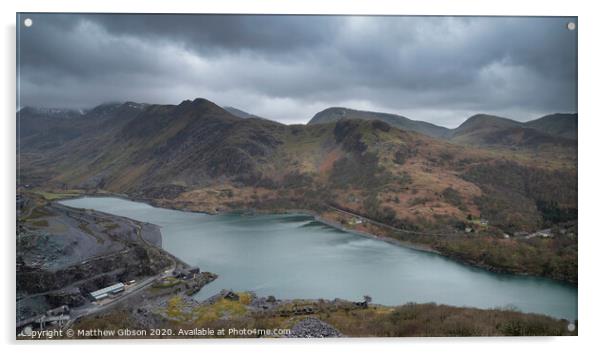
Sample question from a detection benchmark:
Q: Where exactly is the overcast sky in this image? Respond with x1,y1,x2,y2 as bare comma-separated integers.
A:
17,14,577,127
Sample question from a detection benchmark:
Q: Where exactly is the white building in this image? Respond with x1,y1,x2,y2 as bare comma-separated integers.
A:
89,283,125,301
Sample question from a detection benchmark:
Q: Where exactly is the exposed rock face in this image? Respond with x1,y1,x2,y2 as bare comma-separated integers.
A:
17,243,171,294
16,194,175,322
184,272,218,296
46,287,87,307
202,289,243,305
285,318,343,338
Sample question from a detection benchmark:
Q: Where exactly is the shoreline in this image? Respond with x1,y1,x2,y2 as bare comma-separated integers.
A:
57,192,443,257
312,214,441,255
56,192,577,287
39,192,578,322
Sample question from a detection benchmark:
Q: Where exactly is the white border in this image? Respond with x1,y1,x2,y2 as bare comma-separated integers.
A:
2,1,601,353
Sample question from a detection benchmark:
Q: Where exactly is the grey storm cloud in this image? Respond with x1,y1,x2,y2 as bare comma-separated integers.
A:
17,14,577,127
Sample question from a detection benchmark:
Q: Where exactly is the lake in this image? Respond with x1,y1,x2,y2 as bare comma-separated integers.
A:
59,196,577,320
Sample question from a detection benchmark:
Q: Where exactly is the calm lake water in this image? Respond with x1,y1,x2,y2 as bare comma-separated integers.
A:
60,197,577,320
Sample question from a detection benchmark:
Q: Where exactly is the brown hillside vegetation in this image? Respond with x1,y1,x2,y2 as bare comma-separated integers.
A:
18,98,577,283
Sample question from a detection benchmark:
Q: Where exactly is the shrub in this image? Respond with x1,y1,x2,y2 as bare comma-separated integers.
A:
441,187,464,209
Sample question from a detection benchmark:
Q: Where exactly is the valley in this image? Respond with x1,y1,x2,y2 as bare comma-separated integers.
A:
16,97,578,337
17,98,578,283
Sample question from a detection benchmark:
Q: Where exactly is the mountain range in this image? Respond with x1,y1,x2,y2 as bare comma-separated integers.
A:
17,97,578,282
309,107,577,147
18,98,577,232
